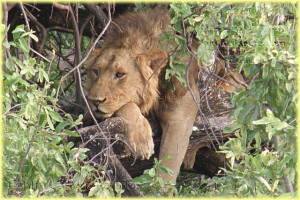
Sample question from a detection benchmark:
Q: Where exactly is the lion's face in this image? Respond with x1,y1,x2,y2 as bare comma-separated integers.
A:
85,49,146,118
85,46,168,119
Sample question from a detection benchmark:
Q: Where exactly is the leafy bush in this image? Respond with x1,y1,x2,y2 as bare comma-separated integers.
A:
2,24,122,197
166,2,297,197
133,156,177,196
2,3,297,198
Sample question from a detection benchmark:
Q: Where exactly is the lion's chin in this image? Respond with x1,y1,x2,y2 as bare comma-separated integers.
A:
93,110,114,119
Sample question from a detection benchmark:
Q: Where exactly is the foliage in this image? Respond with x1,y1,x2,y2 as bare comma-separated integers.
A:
2,2,297,198
132,156,178,197
2,24,123,197
166,2,297,197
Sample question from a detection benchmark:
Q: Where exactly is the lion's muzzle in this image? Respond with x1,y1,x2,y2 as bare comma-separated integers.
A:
89,98,107,106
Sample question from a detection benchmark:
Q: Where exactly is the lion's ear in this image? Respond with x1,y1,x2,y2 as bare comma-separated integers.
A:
149,49,168,71
86,49,102,69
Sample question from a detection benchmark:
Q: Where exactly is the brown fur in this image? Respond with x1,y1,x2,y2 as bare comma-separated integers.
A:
215,59,246,92
84,8,200,184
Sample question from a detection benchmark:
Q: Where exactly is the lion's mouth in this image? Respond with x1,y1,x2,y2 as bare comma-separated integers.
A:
93,108,114,118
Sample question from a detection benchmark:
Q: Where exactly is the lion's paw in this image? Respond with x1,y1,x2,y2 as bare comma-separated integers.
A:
125,117,154,160
183,148,198,169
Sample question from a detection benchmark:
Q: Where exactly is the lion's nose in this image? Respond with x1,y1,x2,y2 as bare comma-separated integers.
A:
90,98,107,106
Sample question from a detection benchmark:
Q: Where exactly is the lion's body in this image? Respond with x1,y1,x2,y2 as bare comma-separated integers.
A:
84,9,200,184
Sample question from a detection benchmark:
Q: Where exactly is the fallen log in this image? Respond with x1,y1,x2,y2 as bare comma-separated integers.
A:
67,68,238,195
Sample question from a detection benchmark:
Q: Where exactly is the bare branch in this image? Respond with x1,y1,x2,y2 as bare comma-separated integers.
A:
69,5,83,106
22,5,47,63
83,3,108,28
53,3,70,11
18,3,31,49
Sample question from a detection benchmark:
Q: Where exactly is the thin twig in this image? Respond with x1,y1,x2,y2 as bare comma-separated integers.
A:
65,5,112,157
38,183,73,196
2,104,23,116
44,44,74,66
53,2,70,11
273,136,294,194
141,45,179,97
216,46,248,88
182,9,221,148
22,6,47,63
19,3,31,49
69,5,83,106
29,47,50,62
46,26,74,33
57,8,111,90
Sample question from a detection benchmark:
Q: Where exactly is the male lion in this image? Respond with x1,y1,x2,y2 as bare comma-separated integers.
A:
84,8,200,184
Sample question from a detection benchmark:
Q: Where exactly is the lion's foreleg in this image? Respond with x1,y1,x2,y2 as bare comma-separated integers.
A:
158,84,200,184
114,102,154,160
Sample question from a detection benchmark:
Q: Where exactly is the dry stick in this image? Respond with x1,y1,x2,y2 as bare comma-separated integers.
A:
273,136,294,194
182,10,221,149
57,5,112,158
22,6,47,63
141,45,179,97
185,57,219,152
216,47,248,88
29,47,50,62
57,8,111,90
3,3,14,66
83,3,108,28
44,44,74,66
47,26,74,33
18,3,31,49
53,2,69,10
212,69,240,89
79,14,93,39
201,60,226,147
71,6,111,160
69,6,83,107
39,183,73,197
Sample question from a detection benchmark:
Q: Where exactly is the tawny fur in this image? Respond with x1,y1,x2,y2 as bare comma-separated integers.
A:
84,8,200,184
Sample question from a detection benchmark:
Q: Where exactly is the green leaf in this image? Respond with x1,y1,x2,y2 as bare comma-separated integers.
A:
55,120,70,133
258,176,271,191
148,168,156,177
40,157,48,172
255,46,263,54
253,117,269,125
275,71,286,81
157,177,165,188
46,114,54,130
278,155,293,172
74,114,83,125
11,24,25,34
271,58,277,68
251,156,263,171
52,163,66,176
29,32,39,42
39,114,46,126
223,124,242,133
48,109,63,122
55,153,66,169
220,30,228,39
63,129,80,137
158,165,173,176
266,109,274,118
19,37,29,54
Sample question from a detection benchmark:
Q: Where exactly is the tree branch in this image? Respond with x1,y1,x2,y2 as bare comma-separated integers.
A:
83,3,108,28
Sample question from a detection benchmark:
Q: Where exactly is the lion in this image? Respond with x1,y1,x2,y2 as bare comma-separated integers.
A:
83,8,200,184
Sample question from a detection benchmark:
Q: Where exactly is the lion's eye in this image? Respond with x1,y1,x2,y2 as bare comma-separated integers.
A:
115,72,125,79
92,69,99,76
